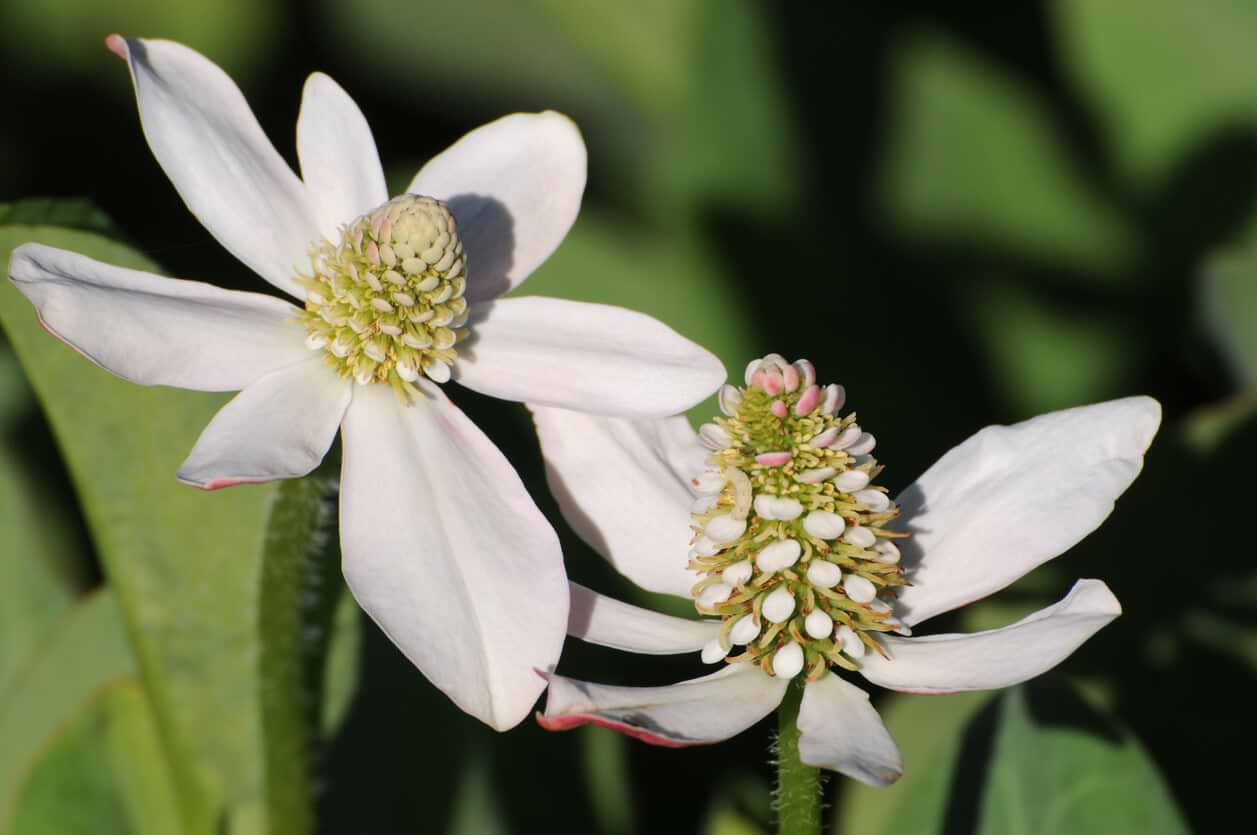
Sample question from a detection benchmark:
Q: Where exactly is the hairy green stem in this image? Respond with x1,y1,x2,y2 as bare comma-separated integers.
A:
776,681,825,835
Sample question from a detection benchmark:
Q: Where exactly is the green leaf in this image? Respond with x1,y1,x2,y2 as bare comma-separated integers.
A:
1056,0,1257,192
8,679,182,835
0,221,281,834
579,727,635,835
0,354,83,696
879,30,1135,273
841,680,1188,835
1202,248,1257,389
0,592,134,830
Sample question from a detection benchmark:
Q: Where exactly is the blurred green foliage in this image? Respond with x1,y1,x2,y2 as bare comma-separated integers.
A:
4,1,1257,834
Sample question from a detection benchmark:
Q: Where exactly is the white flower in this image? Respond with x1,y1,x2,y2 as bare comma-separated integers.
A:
528,354,1159,784
6,37,724,731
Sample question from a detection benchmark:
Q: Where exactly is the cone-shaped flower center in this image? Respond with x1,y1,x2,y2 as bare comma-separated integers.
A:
689,354,909,681
298,194,469,397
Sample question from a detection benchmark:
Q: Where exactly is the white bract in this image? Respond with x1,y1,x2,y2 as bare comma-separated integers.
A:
529,354,1158,784
6,37,724,731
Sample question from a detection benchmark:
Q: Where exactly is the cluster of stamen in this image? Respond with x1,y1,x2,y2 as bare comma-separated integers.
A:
297,194,469,400
688,354,909,681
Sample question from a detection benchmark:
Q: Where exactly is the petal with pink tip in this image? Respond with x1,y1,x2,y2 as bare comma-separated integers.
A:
9,243,310,392
107,36,322,299
538,665,786,746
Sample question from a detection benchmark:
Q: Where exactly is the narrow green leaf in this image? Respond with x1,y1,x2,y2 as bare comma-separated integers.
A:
0,221,280,834
8,679,182,835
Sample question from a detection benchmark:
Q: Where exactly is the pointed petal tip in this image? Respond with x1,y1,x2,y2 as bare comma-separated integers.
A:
105,33,129,60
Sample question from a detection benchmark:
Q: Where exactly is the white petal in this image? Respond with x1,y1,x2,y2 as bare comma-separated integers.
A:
408,111,585,302
339,383,566,730
530,405,706,597
459,297,724,417
538,665,786,746
107,36,321,299
568,582,718,654
9,243,310,391
797,674,903,786
177,358,351,488
894,397,1160,626
858,579,1120,694
296,72,388,240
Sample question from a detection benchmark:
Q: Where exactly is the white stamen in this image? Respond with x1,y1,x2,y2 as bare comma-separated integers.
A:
721,560,753,586
874,540,901,564
836,625,866,658
843,574,877,604
727,468,753,519
832,469,870,492
842,526,877,549
796,467,837,484
691,495,718,514
804,609,834,639
806,560,842,589
354,367,374,386
370,298,394,313
753,494,803,521
701,638,730,664
396,362,419,382
402,332,432,349
755,539,801,573
729,614,761,645
718,384,743,416
422,358,451,383
692,536,721,557
378,323,402,336
832,425,862,450
697,583,733,608
692,471,724,495
699,423,733,450
855,489,890,511
305,333,327,350
762,587,796,623
803,510,845,540
772,642,805,678
820,383,846,416
848,433,877,456
704,514,746,544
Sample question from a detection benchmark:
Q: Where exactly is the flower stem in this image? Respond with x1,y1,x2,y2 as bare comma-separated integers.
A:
775,680,826,835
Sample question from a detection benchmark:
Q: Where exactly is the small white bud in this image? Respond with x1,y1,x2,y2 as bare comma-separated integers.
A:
753,494,803,521
803,510,845,540
884,616,911,636
820,383,846,416
842,526,877,549
396,362,419,383
701,638,730,664
832,424,863,450
832,469,870,492
843,574,878,604
793,359,816,388
804,609,834,639
697,583,733,609
721,560,753,586
836,625,866,658
422,358,451,384
704,514,747,544
691,495,718,514
855,489,890,512
796,467,836,484
867,599,892,614
743,358,763,386
874,540,901,564
762,587,796,623
808,426,840,448
756,539,801,573
305,333,328,350
692,471,725,495
699,423,733,450
718,384,743,416
848,432,877,456
692,536,721,557
772,642,805,678
729,614,761,645
806,560,842,588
